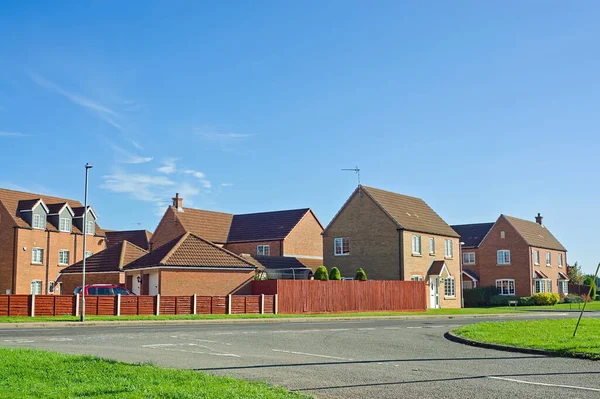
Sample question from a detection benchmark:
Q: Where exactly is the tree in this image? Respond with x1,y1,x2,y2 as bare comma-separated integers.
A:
567,262,585,285
329,267,341,280
584,276,597,300
355,268,368,281
314,266,329,281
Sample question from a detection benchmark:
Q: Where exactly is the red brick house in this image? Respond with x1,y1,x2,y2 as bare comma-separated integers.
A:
150,194,323,270
452,214,568,297
56,240,148,294
123,233,257,296
0,188,106,295
105,229,152,250
323,185,462,309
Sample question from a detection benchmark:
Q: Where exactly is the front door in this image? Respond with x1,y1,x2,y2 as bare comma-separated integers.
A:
126,275,133,292
142,274,150,295
429,277,440,309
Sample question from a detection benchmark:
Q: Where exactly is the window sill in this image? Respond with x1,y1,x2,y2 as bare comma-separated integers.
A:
411,253,422,257
31,263,43,266
429,252,436,256
444,296,457,300
58,264,68,267
546,265,552,267
334,254,350,257
496,264,511,266
534,263,540,266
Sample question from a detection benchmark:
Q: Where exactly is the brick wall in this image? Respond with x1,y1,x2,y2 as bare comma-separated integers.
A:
477,216,532,296
154,269,255,296
283,211,323,258
225,240,282,257
57,272,123,295
323,191,400,280
149,206,187,250
0,204,16,294
530,245,568,294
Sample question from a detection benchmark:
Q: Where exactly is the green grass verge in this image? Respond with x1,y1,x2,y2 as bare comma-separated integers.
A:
0,307,530,323
0,348,307,398
453,318,600,359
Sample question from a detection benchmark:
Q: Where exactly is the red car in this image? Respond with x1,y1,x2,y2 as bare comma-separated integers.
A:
73,284,135,296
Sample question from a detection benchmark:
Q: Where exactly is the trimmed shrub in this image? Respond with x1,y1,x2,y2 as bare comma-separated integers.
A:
314,266,329,281
490,295,518,306
462,286,499,307
564,294,583,304
518,296,534,306
355,268,368,281
531,292,560,306
329,267,341,280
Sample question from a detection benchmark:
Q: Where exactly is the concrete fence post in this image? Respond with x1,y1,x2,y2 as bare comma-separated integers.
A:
116,294,121,317
260,294,265,314
75,293,80,316
227,294,232,315
31,295,36,317
274,294,278,315
155,294,161,316
192,294,197,315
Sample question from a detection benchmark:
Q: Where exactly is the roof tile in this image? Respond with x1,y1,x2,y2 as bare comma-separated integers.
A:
503,215,566,251
60,241,148,274
106,230,153,250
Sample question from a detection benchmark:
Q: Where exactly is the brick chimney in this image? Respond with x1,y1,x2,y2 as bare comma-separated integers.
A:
535,213,543,225
172,193,184,212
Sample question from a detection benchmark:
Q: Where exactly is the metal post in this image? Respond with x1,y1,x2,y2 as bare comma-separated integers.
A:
80,163,93,322
260,294,265,314
31,294,36,317
459,241,465,308
116,294,121,316
192,294,197,315
227,294,232,315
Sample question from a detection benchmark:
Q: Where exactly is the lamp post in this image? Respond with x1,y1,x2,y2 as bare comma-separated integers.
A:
80,163,93,322
459,241,465,308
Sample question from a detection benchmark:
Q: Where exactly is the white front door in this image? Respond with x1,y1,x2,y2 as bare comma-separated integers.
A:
429,277,440,309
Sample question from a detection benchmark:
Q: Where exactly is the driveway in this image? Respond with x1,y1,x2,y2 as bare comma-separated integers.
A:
1,316,599,398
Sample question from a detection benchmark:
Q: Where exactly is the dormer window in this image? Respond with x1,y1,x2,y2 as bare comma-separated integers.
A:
32,213,46,229
85,220,95,235
59,218,72,232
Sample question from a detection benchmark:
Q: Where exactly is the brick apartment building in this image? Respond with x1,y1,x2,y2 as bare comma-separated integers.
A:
323,185,462,309
452,214,568,297
150,194,324,270
0,188,106,295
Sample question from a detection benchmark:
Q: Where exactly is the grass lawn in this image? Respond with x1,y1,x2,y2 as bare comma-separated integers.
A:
0,307,531,323
0,348,307,399
453,318,600,359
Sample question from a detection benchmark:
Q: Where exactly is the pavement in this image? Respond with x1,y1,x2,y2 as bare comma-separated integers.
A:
1,315,599,398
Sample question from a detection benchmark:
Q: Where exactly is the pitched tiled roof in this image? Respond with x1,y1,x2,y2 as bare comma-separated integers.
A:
106,230,152,250
251,256,311,270
47,202,70,215
60,241,148,274
0,188,104,235
296,258,323,272
534,270,549,279
463,267,480,281
124,233,257,270
359,186,459,238
503,215,566,251
451,223,495,248
558,272,569,280
427,260,447,276
174,207,233,243
228,208,311,242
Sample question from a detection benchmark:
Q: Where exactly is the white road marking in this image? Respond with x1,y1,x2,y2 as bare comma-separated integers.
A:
46,337,73,342
3,339,34,343
406,326,422,329
272,349,352,361
488,377,600,392
327,328,350,331
357,328,375,331
0,329,58,332
142,343,177,348
194,339,218,343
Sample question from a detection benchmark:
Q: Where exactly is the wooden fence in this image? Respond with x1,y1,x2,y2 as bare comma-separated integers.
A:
0,294,276,317
253,280,426,314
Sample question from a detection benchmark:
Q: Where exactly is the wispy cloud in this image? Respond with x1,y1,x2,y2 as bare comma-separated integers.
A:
102,172,174,203
28,71,123,131
0,131,29,137
157,159,177,174
200,132,255,141
221,183,233,187
130,140,143,150
184,170,211,188
110,143,153,164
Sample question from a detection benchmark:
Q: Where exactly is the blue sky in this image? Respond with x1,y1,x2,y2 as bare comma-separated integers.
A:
1,1,598,273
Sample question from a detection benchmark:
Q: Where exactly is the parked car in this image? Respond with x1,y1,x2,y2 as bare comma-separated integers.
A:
73,284,135,296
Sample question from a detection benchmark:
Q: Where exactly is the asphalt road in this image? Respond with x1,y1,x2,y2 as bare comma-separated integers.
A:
1,315,599,398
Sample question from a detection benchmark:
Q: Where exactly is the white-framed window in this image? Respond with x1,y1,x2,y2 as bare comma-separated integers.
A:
557,253,563,268
59,218,71,232
444,277,456,297
500,231,505,239
85,251,93,259
546,252,551,266
429,238,435,255
463,280,474,290
31,248,44,264
558,280,568,295
534,250,540,265
85,220,95,235
410,275,424,281
412,235,422,255
32,213,46,229
462,252,475,265
58,250,70,266
534,279,552,293
497,250,511,265
30,280,42,295
444,240,453,258
48,281,55,294
496,279,515,296
334,237,350,256
256,245,270,256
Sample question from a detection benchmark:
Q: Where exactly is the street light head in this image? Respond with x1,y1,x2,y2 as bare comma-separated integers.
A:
85,163,93,169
